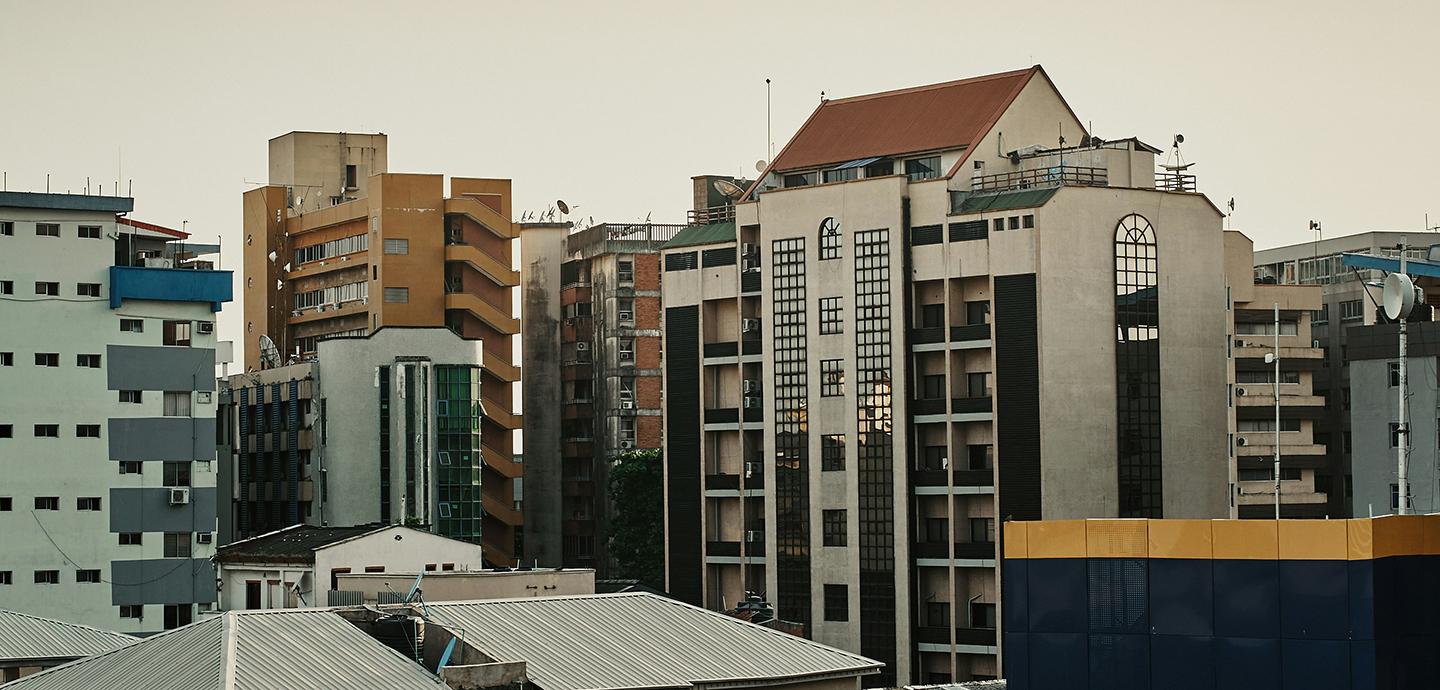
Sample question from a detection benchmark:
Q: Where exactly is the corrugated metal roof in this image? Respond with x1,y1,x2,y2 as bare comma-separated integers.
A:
411,593,881,690
660,222,736,250
215,524,385,564
0,610,136,663
955,187,1058,214
0,191,134,213
0,610,444,690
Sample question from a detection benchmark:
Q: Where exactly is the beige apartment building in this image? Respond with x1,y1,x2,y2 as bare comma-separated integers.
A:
240,132,521,564
660,66,1230,685
1223,231,1330,517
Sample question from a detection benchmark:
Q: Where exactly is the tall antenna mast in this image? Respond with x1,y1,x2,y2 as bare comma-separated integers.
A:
766,78,773,160
1398,238,1410,515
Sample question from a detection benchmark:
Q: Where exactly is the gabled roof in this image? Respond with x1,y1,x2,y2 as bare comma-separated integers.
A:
215,524,387,564
411,593,881,690
0,610,135,664
767,67,1038,172
0,610,443,690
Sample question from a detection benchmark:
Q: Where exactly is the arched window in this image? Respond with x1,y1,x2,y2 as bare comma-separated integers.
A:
1113,214,1162,517
818,217,841,260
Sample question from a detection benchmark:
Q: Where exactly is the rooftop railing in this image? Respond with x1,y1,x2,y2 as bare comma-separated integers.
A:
971,165,1108,193
688,205,736,225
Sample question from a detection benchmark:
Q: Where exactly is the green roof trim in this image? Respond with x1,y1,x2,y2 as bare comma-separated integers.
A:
954,187,1058,214
661,221,736,249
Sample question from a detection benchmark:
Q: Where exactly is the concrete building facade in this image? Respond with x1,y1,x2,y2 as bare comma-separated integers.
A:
217,327,518,562
521,220,684,572
659,67,1230,685
241,132,521,563
0,191,232,634
1223,231,1330,517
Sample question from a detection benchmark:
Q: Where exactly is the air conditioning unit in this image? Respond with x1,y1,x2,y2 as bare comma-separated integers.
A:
744,461,762,478
143,257,174,269
743,379,760,394
741,243,758,258
618,311,633,322
742,318,761,333
576,341,589,351
1235,388,1247,397
196,532,213,545
168,488,190,506
621,400,635,410
620,440,635,450
619,351,635,362
1236,437,1248,447
742,397,761,409
742,258,759,271
197,321,215,335
745,530,763,543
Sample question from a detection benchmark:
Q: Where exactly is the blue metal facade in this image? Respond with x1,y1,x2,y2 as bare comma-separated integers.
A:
109,265,232,311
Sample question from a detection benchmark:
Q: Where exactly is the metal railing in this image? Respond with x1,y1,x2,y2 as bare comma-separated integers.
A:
1155,172,1197,192
688,205,736,225
972,165,1107,193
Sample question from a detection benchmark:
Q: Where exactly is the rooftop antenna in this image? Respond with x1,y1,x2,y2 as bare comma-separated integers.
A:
1226,198,1236,230
258,334,281,370
1162,134,1192,171
765,78,773,160
1383,246,1423,515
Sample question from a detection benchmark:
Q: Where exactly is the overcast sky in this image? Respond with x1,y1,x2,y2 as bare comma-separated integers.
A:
3,0,1438,350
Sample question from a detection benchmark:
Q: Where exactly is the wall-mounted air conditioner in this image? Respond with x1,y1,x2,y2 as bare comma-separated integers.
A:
197,322,215,335
744,461,762,478
621,400,635,410
742,318,761,333
169,488,190,506
742,397,761,409
620,440,635,450
745,530,762,543
618,311,633,322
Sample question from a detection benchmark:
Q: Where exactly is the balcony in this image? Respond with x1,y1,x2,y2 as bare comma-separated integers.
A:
707,541,741,557
706,408,739,424
915,626,997,648
913,469,994,488
912,397,993,417
914,542,997,560
741,270,761,294
688,205,736,225
971,165,1107,194
706,473,740,491
109,265,232,312
704,341,738,358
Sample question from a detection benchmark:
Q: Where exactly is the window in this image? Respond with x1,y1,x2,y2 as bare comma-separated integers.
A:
1390,362,1401,387
819,296,843,334
33,424,58,438
1235,321,1298,336
0,497,10,511
970,517,996,544
905,156,942,181
0,425,9,438
617,298,634,323
1114,214,1162,518
819,217,842,260
970,602,997,629
76,569,101,583
382,287,409,303
618,417,637,442
120,318,144,332
0,280,10,295
1238,419,1301,432
993,218,1005,232
967,372,990,398
1022,214,1035,229
119,390,142,404
364,565,386,573
163,462,192,487
293,233,367,264
820,359,844,397
926,601,951,628
36,223,59,237
120,605,143,619
921,446,945,470
163,391,191,416
77,496,102,511
1340,299,1364,321
919,304,944,329
164,533,192,558
163,604,192,630
664,251,698,272
160,320,192,346
34,352,58,367
618,339,635,364
79,225,102,239
34,570,59,584
77,353,101,368
77,282,101,297
119,533,142,545
0,352,10,366
34,497,58,510
345,164,358,188
910,224,942,246
1313,304,1330,324
864,159,894,177
966,300,990,325
1390,423,1403,448
0,221,11,235
383,238,409,254
824,584,849,621
119,461,143,475
921,374,945,400
782,171,817,188
617,259,634,283
0,571,10,585
822,167,857,183
823,509,847,546
822,434,846,471
34,281,59,296
1008,216,1021,230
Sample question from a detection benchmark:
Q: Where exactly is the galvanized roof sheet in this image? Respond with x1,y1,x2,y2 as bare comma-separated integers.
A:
954,187,1058,214
215,524,385,564
0,610,136,663
660,222,735,250
411,593,881,690
0,610,444,690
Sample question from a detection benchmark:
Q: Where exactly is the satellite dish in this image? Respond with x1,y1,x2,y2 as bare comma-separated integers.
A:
258,335,281,370
713,179,745,199
556,200,570,215
275,279,284,290
283,262,292,272
1173,133,1185,145
1383,272,1423,321
754,160,768,173
268,251,278,263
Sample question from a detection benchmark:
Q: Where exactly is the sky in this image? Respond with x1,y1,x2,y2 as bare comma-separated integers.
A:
3,0,1438,351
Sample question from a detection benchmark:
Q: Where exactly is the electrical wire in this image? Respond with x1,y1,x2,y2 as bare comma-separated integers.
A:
29,510,201,587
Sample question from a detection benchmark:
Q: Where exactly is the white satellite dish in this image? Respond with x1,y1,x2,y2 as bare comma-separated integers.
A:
754,159,768,173
258,334,281,370
713,179,745,199
268,250,278,263
1383,273,1423,321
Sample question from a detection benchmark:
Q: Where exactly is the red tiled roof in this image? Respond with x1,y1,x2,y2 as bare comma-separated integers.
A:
117,216,189,239
768,67,1038,172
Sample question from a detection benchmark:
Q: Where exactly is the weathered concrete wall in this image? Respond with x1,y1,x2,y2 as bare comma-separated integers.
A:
519,224,568,566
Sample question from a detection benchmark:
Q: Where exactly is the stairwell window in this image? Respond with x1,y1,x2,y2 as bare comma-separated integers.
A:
33,424,58,438
34,353,58,367
34,571,59,584
383,239,409,255
383,287,409,303
34,497,58,510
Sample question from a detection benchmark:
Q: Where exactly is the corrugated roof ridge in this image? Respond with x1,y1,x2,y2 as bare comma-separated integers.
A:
823,66,1035,106
0,616,225,688
219,612,239,690
0,609,138,644
215,523,306,551
641,594,882,669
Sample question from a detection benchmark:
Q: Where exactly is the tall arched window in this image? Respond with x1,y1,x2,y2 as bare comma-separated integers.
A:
818,217,841,260
1114,214,1162,517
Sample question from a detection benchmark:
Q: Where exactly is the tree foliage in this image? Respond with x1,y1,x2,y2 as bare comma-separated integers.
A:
607,448,664,589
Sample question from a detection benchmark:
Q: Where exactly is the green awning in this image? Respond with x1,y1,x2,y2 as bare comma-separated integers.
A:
955,187,1058,214
661,221,736,249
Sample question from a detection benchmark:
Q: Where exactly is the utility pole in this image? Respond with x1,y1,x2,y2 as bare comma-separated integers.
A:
1398,237,1410,515
1272,303,1281,519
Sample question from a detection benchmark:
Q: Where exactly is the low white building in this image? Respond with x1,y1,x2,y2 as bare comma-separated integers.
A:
214,524,484,609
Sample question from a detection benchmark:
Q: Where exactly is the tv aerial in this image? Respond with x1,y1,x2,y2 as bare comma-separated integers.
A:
258,334,282,370
713,179,745,200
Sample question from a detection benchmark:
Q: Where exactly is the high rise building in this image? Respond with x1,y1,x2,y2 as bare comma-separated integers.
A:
659,66,1230,684
0,191,232,633
521,219,686,571
241,132,521,565
1253,230,1419,518
1223,231,1329,517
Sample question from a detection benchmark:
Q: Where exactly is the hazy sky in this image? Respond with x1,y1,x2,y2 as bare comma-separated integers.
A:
3,0,1438,348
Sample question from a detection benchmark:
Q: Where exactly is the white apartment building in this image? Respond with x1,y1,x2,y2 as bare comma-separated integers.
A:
0,191,232,634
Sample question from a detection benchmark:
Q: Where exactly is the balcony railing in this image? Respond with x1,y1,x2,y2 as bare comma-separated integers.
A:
707,473,740,491
704,341,738,358
914,542,997,560
913,396,993,416
688,205,736,225
706,408,739,424
912,323,990,345
971,165,1107,193
914,626,997,647
706,541,741,557
913,469,994,487
1155,171,1197,192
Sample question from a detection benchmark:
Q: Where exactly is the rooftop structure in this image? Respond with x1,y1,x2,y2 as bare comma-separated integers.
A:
0,610,135,683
